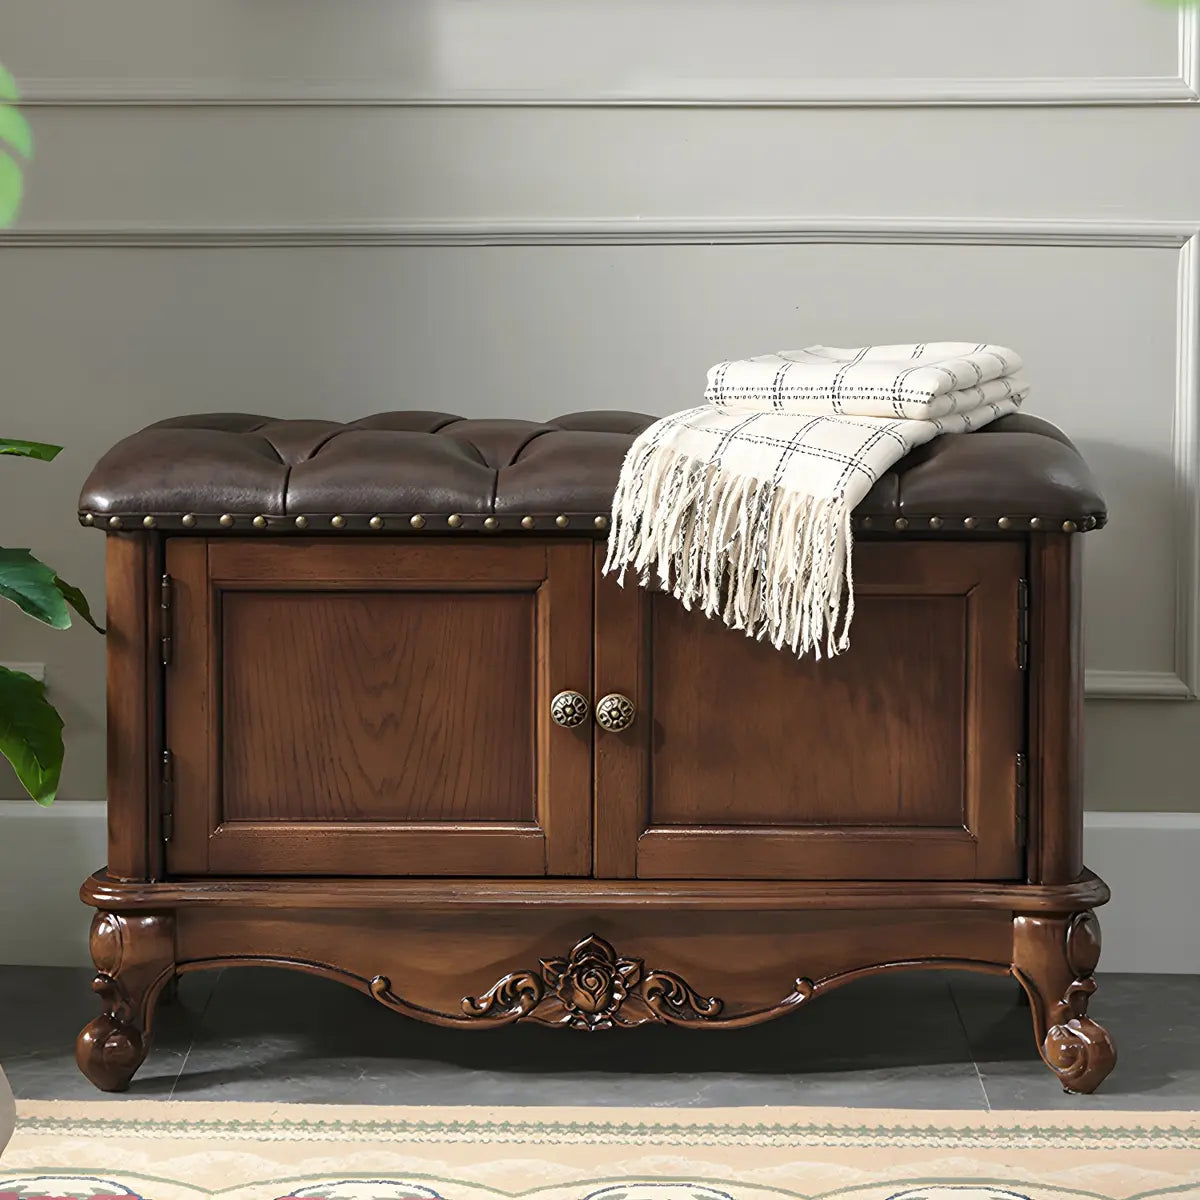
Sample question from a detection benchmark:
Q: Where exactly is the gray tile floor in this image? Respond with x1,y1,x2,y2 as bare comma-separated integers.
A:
2,966,1196,1111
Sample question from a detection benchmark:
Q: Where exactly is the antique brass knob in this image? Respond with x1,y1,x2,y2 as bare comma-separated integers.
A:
595,692,636,733
550,690,589,728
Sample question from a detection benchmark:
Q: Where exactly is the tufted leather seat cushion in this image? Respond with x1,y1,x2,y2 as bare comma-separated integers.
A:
79,410,1106,534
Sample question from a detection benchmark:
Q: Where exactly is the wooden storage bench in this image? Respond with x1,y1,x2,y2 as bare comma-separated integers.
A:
76,408,1112,1093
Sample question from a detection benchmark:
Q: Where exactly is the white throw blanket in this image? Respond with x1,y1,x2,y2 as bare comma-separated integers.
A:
604,342,1029,658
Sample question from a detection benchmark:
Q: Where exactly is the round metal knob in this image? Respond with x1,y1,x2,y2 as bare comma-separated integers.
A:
595,692,636,733
550,690,589,728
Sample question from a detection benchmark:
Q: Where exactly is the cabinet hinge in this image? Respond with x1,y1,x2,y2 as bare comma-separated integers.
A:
1014,751,1029,846
159,573,173,666
1017,577,1030,671
160,748,175,843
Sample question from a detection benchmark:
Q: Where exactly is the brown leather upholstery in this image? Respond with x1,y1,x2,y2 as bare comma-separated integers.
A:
79,410,1106,534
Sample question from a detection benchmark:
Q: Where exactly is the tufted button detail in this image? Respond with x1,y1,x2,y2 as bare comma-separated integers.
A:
77,410,1107,535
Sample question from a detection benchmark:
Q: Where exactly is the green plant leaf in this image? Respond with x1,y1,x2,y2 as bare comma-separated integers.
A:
0,548,71,628
54,574,105,633
0,439,62,461
0,664,64,804
0,104,32,160
0,151,22,227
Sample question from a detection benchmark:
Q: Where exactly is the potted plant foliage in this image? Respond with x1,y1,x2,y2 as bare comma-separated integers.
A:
0,57,103,1158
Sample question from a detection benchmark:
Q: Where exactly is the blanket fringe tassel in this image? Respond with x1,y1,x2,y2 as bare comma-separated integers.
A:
602,444,856,659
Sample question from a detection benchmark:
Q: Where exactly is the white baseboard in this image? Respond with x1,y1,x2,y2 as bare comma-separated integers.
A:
1082,811,1200,974
0,803,1195,973
0,801,107,967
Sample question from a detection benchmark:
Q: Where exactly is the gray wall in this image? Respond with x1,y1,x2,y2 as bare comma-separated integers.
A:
3,0,1200,811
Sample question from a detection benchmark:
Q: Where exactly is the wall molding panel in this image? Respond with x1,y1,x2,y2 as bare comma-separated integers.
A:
2,216,1193,702
14,7,1199,109
1173,233,1200,700
0,217,1193,250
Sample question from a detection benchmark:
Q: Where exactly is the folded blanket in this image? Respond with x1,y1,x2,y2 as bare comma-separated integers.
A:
604,342,1029,659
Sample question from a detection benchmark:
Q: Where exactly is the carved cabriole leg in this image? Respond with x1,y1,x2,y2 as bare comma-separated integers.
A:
1012,910,1116,1095
76,912,175,1092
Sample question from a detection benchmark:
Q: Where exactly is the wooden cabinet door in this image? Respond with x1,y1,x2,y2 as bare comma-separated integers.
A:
164,539,593,876
594,541,1026,881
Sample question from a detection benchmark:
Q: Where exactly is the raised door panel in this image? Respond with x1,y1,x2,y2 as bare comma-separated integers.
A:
220,590,535,823
594,540,1025,881
165,538,593,876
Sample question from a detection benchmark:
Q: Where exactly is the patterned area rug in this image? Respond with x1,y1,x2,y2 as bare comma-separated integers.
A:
2,1101,1198,1200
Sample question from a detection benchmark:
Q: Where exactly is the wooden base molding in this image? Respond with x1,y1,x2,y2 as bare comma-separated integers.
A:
76,911,176,1093
80,529,1111,1095
1013,910,1117,1094
77,875,1115,1093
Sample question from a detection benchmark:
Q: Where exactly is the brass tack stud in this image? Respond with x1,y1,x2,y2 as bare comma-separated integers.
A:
997,516,1012,530
252,515,268,529
963,516,977,530
331,515,346,529
108,515,123,530
181,513,197,528
142,515,157,529
594,515,609,531
294,515,309,530
369,515,384,530
483,516,499,531
928,516,943,530
1030,516,1043,530
219,513,235,528
447,514,463,528
81,512,94,526
1083,515,1097,531
555,514,569,528
1062,519,1077,534
894,516,908,531
521,516,535,530
409,514,425,530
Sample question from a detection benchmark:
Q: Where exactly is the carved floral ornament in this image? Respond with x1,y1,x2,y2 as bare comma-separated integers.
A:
370,933,814,1031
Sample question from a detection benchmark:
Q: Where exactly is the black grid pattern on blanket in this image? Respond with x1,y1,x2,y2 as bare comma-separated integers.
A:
604,343,1029,658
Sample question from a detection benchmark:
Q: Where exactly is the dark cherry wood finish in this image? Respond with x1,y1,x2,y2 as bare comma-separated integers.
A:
104,534,161,881
79,530,1114,1095
164,538,592,876
595,541,1025,881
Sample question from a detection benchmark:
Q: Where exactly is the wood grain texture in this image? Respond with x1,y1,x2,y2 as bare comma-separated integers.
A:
538,542,594,875
91,527,1102,1096
221,590,536,823
165,903,1014,1029
165,538,593,876
104,534,158,881
600,540,1025,881
592,546,646,878
76,910,175,1093
649,592,966,827
82,867,1111,914
163,538,211,874
1027,534,1084,885
1013,909,1116,1094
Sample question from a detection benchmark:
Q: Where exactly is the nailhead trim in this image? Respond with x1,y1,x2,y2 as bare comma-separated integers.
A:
78,511,1105,535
